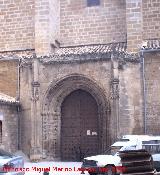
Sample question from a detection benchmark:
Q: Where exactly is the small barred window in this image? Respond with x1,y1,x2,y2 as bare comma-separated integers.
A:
87,0,100,7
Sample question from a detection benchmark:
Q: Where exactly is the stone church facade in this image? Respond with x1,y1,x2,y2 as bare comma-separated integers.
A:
0,0,160,161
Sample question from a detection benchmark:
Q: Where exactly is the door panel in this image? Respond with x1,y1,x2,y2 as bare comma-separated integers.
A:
61,89,99,161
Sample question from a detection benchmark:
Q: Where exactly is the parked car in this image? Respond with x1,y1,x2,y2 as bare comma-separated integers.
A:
0,149,24,175
81,135,160,175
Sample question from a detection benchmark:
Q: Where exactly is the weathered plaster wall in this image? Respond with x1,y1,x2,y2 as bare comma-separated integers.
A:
144,53,160,135
0,60,18,97
19,65,32,156
119,62,143,136
0,104,19,152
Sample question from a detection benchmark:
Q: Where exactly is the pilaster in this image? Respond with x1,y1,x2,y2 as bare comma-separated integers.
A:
30,56,41,160
110,52,120,143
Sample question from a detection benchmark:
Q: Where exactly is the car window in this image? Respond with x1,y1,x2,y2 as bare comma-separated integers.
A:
118,139,130,142
103,146,122,155
142,144,160,154
0,149,13,158
111,146,122,155
103,147,112,154
142,140,160,154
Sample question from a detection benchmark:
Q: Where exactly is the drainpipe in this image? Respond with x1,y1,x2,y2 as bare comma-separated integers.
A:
17,59,21,150
140,50,147,134
17,105,21,150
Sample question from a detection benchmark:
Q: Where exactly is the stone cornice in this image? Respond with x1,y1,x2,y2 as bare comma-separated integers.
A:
0,43,141,65
0,93,20,106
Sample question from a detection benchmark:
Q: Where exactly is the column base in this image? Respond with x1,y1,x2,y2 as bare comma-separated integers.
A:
30,146,41,161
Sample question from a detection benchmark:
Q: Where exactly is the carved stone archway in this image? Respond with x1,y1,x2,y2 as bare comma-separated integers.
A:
41,74,110,160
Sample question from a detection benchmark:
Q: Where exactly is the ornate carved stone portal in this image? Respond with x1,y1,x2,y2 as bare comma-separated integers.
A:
41,74,110,160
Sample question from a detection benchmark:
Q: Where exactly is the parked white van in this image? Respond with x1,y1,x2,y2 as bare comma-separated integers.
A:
81,135,160,175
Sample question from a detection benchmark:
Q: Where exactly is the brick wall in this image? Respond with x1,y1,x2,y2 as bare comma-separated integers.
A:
35,0,50,55
144,53,160,135
0,60,18,97
1,0,160,54
126,0,160,52
142,0,160,40
126,0,143,53
0,104,19,152
60,0,126,46
0,0,35,51
35,0,60,55
49,0,60,45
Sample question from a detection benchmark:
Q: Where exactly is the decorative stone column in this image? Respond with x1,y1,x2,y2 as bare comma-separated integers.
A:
30,55,41,160
110,51,120,143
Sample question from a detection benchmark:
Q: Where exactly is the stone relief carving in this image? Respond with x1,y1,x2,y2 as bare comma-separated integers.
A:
31,81,40,101
110,78,119,100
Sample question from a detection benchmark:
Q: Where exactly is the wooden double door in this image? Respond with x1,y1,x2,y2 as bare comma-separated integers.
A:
61,89,99,161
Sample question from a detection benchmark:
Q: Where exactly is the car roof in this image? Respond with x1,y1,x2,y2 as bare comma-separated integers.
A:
123,135,160,141
111,140,136,147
